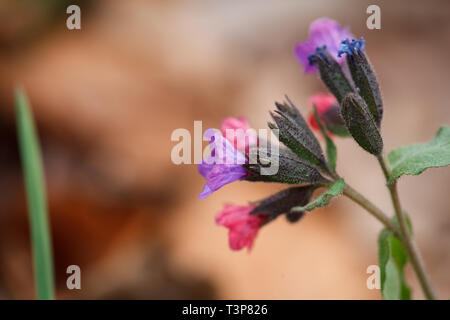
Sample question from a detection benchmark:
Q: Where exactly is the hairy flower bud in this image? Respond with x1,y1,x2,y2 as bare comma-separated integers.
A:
244,147,326,185
269,97,326,166
250,186,316,224
309,46,354,103
341,93,383,155
338,38,383,126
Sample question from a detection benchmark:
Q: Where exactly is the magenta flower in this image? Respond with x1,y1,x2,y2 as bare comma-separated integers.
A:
216,204,268,251
295,18,353,73
221,117,257,153
198,129,249,200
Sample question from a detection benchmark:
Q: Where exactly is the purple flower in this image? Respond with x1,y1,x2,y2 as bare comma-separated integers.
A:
198,129,248,199
295,18,353,73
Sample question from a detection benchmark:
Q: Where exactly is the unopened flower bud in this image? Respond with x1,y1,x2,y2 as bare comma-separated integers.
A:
245,147,326,185
341,93,383,155
309,46,354,103
250,186,316,224
338,37,383,126
269,97,326,166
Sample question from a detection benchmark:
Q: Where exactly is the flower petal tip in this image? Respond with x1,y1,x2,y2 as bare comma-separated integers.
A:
216,204,267,251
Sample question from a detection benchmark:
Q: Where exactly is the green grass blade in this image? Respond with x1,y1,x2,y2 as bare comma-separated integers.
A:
15,87,55,300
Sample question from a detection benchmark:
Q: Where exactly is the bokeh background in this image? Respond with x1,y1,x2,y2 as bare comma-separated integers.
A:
0,0,449,299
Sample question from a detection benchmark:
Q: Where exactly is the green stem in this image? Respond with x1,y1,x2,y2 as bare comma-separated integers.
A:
322,169,399,234
377,154,437,300
342,184,399,234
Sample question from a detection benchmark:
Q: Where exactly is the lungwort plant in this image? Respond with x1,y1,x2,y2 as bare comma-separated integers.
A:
197,18,449,300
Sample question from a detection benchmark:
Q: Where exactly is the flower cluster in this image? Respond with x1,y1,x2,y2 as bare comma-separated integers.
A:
299,18,384,153
198,18,384,251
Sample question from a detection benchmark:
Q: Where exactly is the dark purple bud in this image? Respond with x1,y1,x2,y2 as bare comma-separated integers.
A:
309,46,354,103
339,37,383,126
250,186,317,224
244,147,326,185
269,97,326,166
342,93,383,155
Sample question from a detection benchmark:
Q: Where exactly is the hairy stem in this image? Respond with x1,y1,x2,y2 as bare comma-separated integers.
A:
342,184,399,234
377,154,437,300
321,168,398,233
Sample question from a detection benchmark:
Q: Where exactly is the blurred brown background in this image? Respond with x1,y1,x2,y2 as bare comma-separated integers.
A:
0,0,449,299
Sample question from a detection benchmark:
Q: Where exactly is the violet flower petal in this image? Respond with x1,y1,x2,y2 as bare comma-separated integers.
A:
295,17,353,74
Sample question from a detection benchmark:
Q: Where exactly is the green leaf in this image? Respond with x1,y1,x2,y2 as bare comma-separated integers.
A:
387,126,450,183
290,179,345,213
15,87,55,300
313,107,337,171
383,258,401,300
378,228,411,300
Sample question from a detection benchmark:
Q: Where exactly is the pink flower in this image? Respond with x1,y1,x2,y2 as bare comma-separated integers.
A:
221,117,257,153
308,93,338,131
216,204,268,251
295,18,353,73
307,93,349,137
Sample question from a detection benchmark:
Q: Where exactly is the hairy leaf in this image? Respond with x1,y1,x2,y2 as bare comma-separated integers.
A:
387,126,450,183
290,179,345,213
